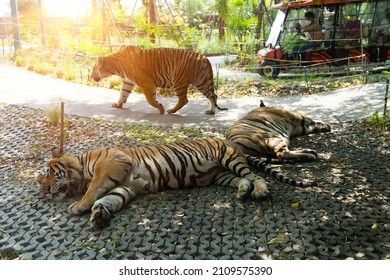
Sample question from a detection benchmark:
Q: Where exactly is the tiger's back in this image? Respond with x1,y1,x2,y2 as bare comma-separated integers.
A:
134,47,214,93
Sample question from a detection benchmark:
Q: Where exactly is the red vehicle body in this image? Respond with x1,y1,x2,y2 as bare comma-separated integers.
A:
257,0,390,76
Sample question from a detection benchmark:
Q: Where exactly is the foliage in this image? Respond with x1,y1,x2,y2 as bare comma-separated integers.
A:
282,33,301,52
17,0,38,18
362,110,390,134
226,0,258,42
9,0,278,61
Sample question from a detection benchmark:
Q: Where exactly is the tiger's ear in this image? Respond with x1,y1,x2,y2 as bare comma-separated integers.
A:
51,147,62,159
97,57,105,67
260,100,266,107
37,174,44,185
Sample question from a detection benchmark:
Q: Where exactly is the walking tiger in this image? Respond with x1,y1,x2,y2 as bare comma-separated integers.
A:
91,45,228,115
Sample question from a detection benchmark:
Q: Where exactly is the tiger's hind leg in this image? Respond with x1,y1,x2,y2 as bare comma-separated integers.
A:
167,84,189,114
142,86,165,114
194,84,228,115
90,186,136,229
202,93,228,115
217,142,268,199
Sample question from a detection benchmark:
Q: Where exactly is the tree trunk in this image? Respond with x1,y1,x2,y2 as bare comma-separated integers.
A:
149,0,157,43
9,0,20,51
216,0,227,40
37,0,45,46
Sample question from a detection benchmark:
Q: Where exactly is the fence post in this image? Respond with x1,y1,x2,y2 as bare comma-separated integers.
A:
37,0,46,46
9,0,20,52
303,66,310,94
384,78,389,117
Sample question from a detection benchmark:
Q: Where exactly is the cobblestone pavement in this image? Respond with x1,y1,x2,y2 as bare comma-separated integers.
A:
0,104,389,260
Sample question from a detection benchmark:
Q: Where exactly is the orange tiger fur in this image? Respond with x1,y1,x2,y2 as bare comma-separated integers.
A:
91,45,228,115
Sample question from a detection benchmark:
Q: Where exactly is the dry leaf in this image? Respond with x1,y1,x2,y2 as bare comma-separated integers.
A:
266,233,290,244
138,218,150,225
252,216,261,222
290,202,300,208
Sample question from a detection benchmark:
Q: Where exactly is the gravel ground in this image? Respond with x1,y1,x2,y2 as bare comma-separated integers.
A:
0,104,389,260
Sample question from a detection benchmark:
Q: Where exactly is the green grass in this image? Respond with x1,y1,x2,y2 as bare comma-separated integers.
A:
123,124,223,146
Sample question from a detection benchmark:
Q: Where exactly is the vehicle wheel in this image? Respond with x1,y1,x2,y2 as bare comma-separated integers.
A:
258,62,280,77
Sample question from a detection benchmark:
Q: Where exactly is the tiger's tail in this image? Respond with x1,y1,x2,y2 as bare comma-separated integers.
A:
216,104,228,111
246,155,317,187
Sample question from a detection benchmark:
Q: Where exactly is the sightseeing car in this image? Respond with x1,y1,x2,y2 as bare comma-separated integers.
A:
257,0,390,77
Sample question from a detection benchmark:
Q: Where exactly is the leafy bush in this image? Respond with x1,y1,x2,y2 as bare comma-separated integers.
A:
363,110,390,132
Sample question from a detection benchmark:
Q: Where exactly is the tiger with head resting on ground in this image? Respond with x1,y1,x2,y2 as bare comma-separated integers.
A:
91,45,228,115
37,139,267,229
225,101,331,162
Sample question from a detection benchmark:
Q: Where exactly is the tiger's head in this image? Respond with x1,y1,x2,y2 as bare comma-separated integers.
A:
291,113,331,137
258,100,331,137
91,52,125,83
91,57,109,82
37,148,84,201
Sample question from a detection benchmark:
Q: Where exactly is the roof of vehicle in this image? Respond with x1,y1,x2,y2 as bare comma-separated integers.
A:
272,0,368,10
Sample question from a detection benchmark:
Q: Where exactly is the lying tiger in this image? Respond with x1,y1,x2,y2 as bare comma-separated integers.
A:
226,101,331,162
37,139,267,228
91,45,227,115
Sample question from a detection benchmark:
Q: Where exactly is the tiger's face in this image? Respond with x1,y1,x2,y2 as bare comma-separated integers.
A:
36,148,81,201
293,114,331,137
91,57,112,82
36,163,71,201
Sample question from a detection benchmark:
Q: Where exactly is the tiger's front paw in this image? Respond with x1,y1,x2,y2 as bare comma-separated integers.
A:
90,203,112,229
287,149,318,162
251,179,269,199
68,201,90,215
112,102,124,108
236,178,252,200
299,149,318,162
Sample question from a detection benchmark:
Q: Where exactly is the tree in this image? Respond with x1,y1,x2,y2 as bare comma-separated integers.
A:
17,0,38,17
216,0,227,39
226,0,258,51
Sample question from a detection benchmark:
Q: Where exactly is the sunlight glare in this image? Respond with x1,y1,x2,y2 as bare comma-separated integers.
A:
45,0,90,18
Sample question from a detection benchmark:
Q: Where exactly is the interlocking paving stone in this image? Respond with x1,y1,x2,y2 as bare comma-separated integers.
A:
0,104,389,259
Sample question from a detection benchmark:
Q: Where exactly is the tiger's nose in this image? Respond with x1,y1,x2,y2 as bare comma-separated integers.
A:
92,76,101,82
